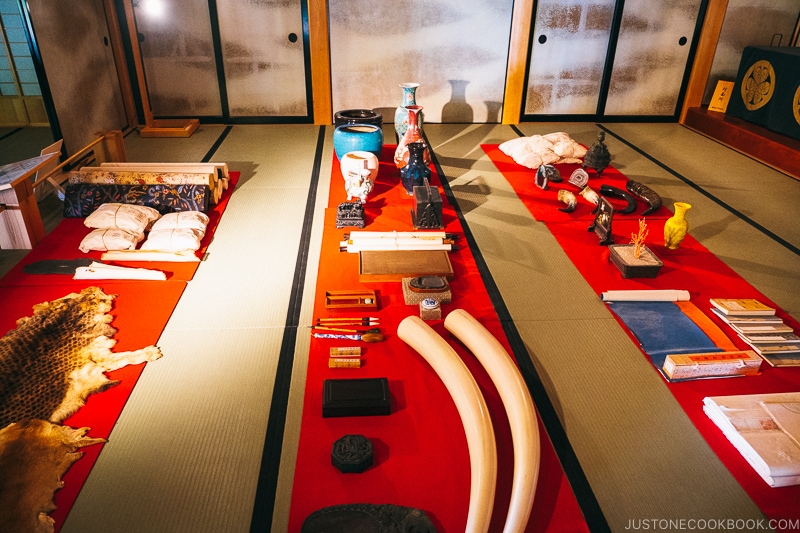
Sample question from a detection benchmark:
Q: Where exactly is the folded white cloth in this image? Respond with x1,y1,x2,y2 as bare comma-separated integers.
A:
73,261,166,280
498,132,587,169
100,250,201,262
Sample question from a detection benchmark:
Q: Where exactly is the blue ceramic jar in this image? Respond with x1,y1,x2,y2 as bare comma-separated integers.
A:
333,124,384,160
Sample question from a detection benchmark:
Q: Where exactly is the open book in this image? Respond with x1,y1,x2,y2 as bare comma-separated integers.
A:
704,392,800,487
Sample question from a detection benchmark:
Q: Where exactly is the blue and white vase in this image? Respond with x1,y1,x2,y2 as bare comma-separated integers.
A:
394,82,424,139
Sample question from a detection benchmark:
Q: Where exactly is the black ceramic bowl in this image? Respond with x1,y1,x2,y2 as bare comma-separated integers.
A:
334,109,383,128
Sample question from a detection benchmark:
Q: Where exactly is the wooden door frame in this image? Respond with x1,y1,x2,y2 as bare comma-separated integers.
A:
505,0,723,124
679,0,728,123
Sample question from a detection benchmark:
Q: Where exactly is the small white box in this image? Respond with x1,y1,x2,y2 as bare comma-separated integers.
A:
663,350,762,381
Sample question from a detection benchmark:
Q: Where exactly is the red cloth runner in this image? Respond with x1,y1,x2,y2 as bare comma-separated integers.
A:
0,172,239,286
482,144,800,522
0,173,238,531
288,147,589,532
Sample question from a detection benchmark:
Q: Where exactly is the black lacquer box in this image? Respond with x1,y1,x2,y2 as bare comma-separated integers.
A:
322,377,391,418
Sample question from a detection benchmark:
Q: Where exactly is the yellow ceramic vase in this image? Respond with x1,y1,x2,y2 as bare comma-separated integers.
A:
664,201,691,250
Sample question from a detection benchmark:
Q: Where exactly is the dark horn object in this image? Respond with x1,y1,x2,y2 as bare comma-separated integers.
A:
625,180,662,216
599,184,637,215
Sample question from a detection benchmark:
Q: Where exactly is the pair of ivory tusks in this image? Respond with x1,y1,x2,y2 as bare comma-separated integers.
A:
397,311,541,533
397,315,497,533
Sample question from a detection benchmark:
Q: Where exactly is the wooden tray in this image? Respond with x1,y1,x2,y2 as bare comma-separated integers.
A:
325,290,378,309
359,250,454,282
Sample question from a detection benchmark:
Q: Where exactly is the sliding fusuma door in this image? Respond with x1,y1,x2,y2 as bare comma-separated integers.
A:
523,0,706,120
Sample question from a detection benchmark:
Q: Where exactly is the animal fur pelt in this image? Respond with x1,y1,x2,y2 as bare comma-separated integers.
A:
0,286,162,531
0,419,105,533
0,286,162,428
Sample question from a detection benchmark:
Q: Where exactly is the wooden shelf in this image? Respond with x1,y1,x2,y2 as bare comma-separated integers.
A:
683,107,800,181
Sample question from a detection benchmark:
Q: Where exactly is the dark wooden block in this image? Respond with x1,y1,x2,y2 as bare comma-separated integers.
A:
322,377,391,418
411,184,444,229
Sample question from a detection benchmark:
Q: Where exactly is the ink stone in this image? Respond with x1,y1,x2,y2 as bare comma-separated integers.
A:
331,434,373,473
302,503,437,532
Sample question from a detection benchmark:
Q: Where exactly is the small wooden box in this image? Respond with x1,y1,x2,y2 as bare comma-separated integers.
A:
322,377,391,418
325,290,378,309
662,350,762,381
359,250,454,282
401,277,452,305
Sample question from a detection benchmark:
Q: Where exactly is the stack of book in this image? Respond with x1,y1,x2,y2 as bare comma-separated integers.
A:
704,392,800,487
710,298,800,366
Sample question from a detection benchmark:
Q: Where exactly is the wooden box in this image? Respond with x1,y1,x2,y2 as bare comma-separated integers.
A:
359,250,454,282
322,377,391,418
662,350,762,381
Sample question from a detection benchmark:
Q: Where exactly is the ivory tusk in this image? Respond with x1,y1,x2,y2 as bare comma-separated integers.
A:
444,309,540,533
397,316,497,533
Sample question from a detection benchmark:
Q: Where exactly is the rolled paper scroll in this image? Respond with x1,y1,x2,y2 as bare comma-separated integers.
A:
397,316,497,533
600,289,690,302
444,309,540,533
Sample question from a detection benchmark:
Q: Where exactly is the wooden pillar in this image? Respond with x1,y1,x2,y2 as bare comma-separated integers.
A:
680,0,728,123
99,129,127,163
502,0,534,124
309,0,332,125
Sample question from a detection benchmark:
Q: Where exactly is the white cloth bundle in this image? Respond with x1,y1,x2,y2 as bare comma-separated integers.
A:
140,228,203,252
149,211,209,238
499,132,587,169
79,228,143,253
83,203,161,234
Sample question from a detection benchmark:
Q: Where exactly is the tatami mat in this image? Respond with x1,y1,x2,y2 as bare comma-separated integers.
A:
62,327,287,533
61,124,331,533
3,121,798,532
122,125,230,163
